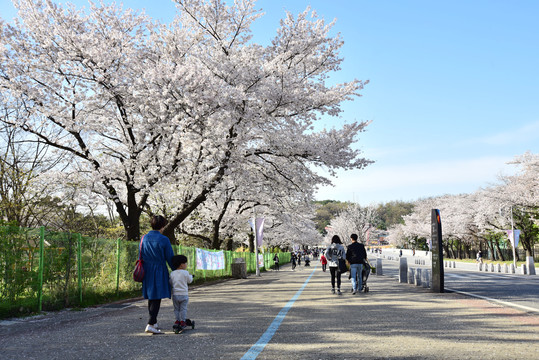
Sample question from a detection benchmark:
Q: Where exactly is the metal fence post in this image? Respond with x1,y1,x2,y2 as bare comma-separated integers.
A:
38,226,45,312
116,238,121,295
77,233,83,304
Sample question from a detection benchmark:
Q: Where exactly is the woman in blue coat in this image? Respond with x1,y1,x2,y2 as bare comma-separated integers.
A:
141,215,175,334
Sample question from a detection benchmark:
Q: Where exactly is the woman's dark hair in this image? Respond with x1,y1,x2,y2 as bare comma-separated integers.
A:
150,215,168,230
172,255,188,269
331,235,342,244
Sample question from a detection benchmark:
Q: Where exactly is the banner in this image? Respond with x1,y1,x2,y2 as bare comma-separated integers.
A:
505,230,521,248
258,254,264,267
195,248,225,270
249,218,265,246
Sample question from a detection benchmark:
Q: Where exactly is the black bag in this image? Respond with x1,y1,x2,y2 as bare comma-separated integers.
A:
338,258,348,273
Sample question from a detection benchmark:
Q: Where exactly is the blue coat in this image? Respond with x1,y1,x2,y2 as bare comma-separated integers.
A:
140,230,175,300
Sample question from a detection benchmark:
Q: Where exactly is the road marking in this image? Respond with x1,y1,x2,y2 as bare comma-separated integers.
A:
241,267,317,360
446,287,539,315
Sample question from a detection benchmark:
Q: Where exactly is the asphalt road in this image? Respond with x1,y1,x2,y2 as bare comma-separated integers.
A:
378,255,539,313
1,262,538,360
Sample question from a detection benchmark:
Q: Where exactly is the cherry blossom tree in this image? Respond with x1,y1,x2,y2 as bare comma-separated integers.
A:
1,0,371,242
324,203,379,246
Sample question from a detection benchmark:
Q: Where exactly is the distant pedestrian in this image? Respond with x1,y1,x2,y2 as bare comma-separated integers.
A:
320,253,328,272
141,215,175,334
297,253,301,266
273,254,280,271
346,234,367,294
291,254,297,270
325,235,346,295
170,255,194,332
476,251,483,264
399,249,402,257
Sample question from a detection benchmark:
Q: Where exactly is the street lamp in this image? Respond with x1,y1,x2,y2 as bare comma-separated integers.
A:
500,206,517,269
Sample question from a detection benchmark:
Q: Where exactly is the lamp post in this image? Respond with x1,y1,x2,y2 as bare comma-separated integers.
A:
510,206,517,269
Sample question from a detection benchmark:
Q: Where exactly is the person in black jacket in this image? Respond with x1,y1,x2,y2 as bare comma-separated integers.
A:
346,233,367,294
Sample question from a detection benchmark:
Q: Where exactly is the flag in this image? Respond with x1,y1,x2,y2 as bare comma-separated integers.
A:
505,230,521,248
249,218,265,247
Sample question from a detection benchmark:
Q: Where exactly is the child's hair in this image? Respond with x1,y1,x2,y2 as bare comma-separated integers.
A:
172,255,188,270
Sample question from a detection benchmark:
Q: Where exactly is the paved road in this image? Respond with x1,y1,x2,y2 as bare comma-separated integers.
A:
378,255,539,313
1,263,538,359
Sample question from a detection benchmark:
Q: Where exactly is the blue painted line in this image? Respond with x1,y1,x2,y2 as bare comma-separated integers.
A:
240,268,317,360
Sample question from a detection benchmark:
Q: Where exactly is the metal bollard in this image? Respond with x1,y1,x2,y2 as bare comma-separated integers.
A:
376,258,383,276
408,267,415,284
399,257,408,283
415,268,422,286
526,256,536,275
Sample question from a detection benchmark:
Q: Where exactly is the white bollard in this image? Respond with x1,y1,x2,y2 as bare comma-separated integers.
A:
490,263,495,272
503,264,508,273
510,263,515,274
478,263,482,271
521,264,527,275
496,264,501,273
452,261,456,268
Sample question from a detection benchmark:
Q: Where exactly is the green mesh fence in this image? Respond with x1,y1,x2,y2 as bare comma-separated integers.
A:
0,226,289,319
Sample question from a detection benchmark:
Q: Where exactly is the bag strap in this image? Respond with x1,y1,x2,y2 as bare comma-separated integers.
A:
138,235,145,260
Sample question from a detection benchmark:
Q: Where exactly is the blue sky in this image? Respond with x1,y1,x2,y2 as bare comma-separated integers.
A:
2,0,538,205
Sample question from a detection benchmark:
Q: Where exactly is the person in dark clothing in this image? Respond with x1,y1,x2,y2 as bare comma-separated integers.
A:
273,254,280,271
346,233,367,294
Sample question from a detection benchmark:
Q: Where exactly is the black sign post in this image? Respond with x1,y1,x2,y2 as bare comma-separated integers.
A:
431,209,444,293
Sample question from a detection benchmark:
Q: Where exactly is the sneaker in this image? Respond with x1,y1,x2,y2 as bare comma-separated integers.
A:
331,288,335,294
337,289,342,295
352,290,357,295
145,324,163,334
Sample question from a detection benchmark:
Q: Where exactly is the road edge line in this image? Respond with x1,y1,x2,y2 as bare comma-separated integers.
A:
446,287,539,315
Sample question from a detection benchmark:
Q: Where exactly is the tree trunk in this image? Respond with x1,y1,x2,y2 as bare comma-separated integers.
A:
495,241,505,261
162,190,210,245
225,238,233,251
210,220,221,250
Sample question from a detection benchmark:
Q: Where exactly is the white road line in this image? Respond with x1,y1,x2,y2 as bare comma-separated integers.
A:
446,287,539,314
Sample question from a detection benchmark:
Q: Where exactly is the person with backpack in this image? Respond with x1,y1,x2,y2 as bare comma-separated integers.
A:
325,235,346,295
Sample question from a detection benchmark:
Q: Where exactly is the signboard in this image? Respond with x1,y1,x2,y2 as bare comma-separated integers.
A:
431,209,444,293
196,248,225,270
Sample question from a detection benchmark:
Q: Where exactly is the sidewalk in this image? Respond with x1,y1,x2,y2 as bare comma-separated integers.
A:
1,264,538,359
